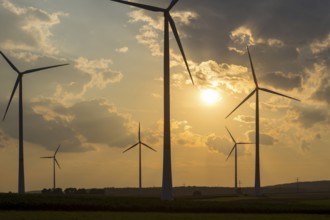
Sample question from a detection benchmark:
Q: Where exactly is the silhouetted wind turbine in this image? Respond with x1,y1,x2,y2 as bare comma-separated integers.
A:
40,144,62,190
110,0,194,200
0,51,69,194
225,127,253,194
226,46,300,196
123,123,156,192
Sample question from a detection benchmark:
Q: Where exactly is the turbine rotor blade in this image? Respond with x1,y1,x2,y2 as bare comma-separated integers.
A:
3,77,20,121
226,144,236,161
225,126,236,144
167,0,179,11
22,64,69,74
226,89,256,119
141,142,157,152
0,51,20,74
168,15,194,85
237,142,254,145
110,0,164,12
123,142,139,153
259,87,300,102
40,156,53,159
55,158,61,169
54,144,61,156
247,46,258,87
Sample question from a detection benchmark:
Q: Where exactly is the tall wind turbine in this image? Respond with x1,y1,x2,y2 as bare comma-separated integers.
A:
123,123,156,192
110,0,194,200
225,126,253,194
40,144,62,190
226,46,300,196
0,51,68,194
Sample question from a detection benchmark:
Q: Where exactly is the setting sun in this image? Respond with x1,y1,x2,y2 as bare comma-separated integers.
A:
200,88,222,105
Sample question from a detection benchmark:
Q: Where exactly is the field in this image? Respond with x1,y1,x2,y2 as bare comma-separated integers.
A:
0,193,329,219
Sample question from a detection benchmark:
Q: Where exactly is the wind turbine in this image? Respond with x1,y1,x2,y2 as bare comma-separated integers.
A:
40,144,62,190
123,123,156,192
226,46,300,196
225,126,253,194
110,0,194,200
0,51,69,194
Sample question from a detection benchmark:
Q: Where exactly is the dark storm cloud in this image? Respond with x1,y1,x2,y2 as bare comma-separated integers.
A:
292,104,328,128
248,131,277,146
0,99,136,152
312,79,330,105
260,71,302,91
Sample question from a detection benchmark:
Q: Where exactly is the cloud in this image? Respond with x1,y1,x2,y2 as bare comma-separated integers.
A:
74,56,123,92
1,98,137,152
310,33,330,54
206,134,232,155
260,71,302,91
127,9,198,58
247,131,277,146
291,104,328,128
115,47,129,53
193,60,251,94
0,0,67,61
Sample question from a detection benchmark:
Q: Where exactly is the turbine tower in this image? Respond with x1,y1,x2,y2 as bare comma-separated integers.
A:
226,46,300,196
40,144,62,190
123,123,156,192
225,127,253,194
0,51,68,194
110,0,194,200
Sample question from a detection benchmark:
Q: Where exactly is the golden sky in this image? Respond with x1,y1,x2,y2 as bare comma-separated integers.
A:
0,0,329,192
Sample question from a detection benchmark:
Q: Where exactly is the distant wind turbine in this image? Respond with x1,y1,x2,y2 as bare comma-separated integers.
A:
226,46,300,196
0,51,69,194
40,144,62,190
110,0,194,200
123,123,156,192
225,126,253,194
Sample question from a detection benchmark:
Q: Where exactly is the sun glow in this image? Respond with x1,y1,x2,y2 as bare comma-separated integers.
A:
200,88,222,105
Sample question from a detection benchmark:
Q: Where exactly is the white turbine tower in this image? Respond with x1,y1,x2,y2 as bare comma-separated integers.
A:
0,51,69,194
225,127,253,194
123,123,156,192
40,144,62,190
226,46,300,196
110,0,194,200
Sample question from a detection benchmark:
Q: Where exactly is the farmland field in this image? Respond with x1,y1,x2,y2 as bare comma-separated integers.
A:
0,193,329,219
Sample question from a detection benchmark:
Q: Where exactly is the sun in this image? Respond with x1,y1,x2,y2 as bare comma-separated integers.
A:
200,88,222,105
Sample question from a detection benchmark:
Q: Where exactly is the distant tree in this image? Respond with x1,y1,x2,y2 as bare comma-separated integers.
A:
53,188,63,195
42,188,52,194
76,188,87,195
64,188,77,195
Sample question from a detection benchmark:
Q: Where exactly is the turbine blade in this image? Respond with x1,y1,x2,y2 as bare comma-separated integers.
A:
141,142,157,152
40,156,53,159
54,144,61,156
0,51,20,74
167,0,179,11
55,158,61,169
3,77,20,121
225,126,236,144
22,64,69,74
226,89,256,119
226,144,236,161
110,0,164,12
247,46,258,87
237,142,254,145
168,15,194,85
259,88,300,101
123,142,139,153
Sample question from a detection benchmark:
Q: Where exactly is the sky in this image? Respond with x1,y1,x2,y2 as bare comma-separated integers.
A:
0,0,329,192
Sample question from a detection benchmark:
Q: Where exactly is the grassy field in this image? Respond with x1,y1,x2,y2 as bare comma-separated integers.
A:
0,211,330,220
0,193,329,219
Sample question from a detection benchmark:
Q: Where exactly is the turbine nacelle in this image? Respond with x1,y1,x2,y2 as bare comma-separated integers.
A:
0,51,69,121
